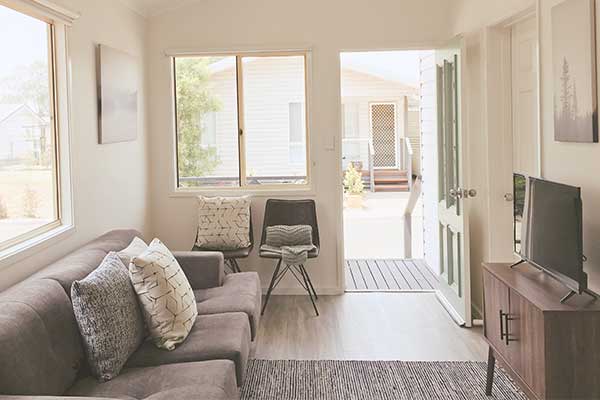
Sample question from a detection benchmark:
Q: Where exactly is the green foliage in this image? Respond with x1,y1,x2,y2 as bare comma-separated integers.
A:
175,58,222,185
343,164,364,195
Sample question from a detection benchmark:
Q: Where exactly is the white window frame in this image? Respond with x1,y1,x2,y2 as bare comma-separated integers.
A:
0,0,77,267
169,49,313,195
288,101,306,166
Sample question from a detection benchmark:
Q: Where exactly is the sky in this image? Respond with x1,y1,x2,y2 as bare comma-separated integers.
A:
0,5,48,80
340,50,432,87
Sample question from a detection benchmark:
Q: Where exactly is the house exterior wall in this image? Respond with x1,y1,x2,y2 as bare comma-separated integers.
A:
208,60,417,177
0,107,49,162
208,56,307,179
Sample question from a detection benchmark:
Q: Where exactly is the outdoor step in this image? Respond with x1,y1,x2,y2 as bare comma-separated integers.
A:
375,184,410,192
374,177,409,184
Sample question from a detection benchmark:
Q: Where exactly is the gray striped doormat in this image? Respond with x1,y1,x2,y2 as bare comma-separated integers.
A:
241,360,527,400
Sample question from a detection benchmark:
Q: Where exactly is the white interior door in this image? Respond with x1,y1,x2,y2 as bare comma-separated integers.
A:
435,36,472,327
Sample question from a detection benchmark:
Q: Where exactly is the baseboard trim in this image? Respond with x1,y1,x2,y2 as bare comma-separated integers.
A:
262,287,343,296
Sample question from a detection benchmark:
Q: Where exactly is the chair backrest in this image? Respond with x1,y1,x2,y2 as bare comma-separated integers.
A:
260,199,320,248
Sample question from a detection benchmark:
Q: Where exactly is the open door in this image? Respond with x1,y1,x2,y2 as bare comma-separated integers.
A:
434,36,473,327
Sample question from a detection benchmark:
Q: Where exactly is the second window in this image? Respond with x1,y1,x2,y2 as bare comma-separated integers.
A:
173,52,309,189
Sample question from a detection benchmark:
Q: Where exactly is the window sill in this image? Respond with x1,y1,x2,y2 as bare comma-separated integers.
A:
169,185,316,198
0,223,76,271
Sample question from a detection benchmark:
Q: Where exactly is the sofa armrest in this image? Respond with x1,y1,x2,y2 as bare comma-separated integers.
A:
173,251,225,290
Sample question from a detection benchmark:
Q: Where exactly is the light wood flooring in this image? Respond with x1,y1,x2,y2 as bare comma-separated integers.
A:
345,259,439,291
254,292,487,361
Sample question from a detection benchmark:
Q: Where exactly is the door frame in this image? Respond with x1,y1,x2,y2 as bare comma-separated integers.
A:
482,5,540,263
368,101,399,169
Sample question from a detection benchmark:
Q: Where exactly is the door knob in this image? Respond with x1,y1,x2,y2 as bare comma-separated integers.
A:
449,188,477,199
504,193,513,202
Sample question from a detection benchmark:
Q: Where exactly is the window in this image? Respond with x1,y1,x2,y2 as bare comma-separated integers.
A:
0,5,61,250
173,52,309,189
288,102,306,165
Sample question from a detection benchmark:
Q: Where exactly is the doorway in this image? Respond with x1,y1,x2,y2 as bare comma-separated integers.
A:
340,50,429,292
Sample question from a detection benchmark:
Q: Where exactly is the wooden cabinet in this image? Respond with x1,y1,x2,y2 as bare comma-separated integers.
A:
483,263,600,400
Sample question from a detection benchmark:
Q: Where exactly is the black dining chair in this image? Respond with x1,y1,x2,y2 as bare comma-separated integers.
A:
193,214,254,274
259,199,320,316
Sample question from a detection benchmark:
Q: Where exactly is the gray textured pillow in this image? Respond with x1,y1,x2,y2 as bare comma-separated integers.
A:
71,252,145,382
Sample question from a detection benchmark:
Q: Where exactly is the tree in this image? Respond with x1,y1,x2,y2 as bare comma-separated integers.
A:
560,57,573,120
0,61,50,119
175,58,221,185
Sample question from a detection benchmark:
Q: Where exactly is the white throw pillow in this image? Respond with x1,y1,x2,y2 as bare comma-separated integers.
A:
195,195,251,250
118,237,148,267
129,239,198,350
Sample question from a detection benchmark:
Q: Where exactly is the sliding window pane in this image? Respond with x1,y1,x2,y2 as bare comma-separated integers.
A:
174,56,239,187
242,56,308,185
0,5,59,247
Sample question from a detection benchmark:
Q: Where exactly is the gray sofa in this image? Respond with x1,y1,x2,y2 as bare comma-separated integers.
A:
0,230,262,400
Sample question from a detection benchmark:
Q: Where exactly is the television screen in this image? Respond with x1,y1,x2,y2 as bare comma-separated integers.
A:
521,177,585,291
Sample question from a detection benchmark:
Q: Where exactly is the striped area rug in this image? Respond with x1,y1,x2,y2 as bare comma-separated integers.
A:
242,360,527,400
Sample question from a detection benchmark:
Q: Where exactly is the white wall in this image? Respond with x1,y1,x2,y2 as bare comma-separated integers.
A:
146,0,456,293
539,0,600,290
456,0,600,313
0,0,150,291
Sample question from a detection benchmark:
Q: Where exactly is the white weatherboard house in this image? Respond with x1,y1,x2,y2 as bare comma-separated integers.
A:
0,104,50,163
200,57,421,183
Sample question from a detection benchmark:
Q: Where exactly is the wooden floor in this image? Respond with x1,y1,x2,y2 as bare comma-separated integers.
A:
254,293,487,361
345,259,440,291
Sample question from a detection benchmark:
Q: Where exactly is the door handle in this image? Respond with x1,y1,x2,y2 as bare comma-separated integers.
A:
449,188,477,199
504,193,514,202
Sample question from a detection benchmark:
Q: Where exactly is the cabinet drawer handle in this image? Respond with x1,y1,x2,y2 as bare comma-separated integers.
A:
503,313,518,346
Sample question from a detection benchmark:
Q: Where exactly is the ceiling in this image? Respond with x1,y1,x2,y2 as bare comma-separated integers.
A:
118,0,196,18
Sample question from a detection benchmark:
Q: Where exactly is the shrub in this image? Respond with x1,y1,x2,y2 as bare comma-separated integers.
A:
22,186,40,218
0,196,7,219
343,163,364,195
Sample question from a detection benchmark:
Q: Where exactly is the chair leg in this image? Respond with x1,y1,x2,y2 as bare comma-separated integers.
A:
261,259,282,315
299,264,319,316
301,264,318,300
230,258,241,273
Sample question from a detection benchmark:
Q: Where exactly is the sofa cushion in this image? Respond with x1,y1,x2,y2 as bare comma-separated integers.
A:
126,312,250,384
0,279,85,395
72,253,145,382
194,272,261,340
117,237,148,267
32,230,141,296
130,239,198,350
67,360,239,400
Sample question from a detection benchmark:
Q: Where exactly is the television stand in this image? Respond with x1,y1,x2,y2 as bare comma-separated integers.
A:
483,262,600,399
561,288,598,304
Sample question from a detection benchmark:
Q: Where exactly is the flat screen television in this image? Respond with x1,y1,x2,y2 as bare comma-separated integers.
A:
518,176,587,296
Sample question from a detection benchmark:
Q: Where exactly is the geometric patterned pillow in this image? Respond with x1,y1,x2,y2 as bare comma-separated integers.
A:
129,239,198,351
71,252,145,382
195,195,251,250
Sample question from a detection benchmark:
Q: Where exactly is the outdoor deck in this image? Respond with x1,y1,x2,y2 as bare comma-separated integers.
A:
345,259,440,291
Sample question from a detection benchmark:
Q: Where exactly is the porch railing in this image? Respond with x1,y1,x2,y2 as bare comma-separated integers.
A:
402,137,414,192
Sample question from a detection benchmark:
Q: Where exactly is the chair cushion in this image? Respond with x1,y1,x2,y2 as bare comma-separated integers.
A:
0,279,85,395
67,360,238,400
195,195,251,251
129,239,198,350
126,313,250,384
71,253,145,382
194,272,261,340
259,247,319,259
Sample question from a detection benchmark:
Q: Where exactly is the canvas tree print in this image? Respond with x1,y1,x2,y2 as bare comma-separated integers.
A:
552,0,598,143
